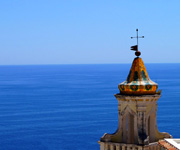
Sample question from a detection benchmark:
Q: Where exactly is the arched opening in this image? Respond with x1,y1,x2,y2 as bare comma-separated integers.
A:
122,111,135,144
128,113,134,144
148,116,150,135
148,114,155,142
122,114,127,143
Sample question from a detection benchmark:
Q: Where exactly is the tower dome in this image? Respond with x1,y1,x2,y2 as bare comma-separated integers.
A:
119,57,158,95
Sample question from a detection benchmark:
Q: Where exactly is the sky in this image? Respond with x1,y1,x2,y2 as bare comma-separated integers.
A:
0,0,180,65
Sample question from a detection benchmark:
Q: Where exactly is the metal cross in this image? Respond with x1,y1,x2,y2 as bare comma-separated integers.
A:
131,29,144,51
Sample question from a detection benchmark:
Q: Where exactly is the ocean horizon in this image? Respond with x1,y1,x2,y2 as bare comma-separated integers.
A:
0,64,179,150
1,62,180,66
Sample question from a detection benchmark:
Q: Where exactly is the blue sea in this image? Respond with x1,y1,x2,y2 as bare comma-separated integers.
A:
0,64,180,150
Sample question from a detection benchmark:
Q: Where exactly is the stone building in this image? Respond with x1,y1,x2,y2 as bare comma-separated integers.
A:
98,55,173,150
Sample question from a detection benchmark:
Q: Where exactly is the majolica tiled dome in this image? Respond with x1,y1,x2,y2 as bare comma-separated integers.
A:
119,57,158,95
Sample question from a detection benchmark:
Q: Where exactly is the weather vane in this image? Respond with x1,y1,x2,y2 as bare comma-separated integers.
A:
130,29,144,56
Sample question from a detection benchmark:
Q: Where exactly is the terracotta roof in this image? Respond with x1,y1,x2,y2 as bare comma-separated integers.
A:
158,140,178,150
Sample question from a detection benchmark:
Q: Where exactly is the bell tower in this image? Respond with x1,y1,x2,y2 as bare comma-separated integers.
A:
98,29,172,150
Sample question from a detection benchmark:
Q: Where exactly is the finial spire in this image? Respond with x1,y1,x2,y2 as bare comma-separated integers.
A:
130,29,144,56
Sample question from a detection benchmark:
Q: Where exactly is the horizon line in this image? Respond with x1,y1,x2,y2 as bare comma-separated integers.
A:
0,62,180,66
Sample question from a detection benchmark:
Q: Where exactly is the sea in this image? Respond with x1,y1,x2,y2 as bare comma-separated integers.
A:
0,64,179,150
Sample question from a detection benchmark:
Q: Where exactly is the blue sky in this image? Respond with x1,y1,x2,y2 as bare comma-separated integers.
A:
0,0,180,65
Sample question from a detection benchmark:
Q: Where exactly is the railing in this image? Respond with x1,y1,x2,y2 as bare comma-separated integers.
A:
98,141,160,150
